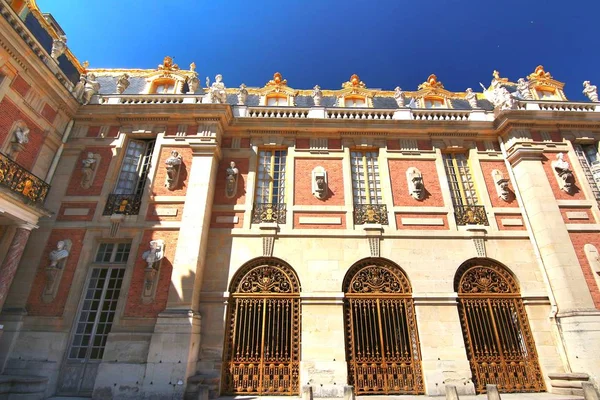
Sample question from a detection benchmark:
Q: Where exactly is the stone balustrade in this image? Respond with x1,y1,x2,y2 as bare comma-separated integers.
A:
247,107,309,118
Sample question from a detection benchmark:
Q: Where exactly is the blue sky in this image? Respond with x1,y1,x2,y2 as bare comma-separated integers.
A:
38,0,597,100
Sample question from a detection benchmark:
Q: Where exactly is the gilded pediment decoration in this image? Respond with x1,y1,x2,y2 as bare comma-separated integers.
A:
413,74,455,107
342,74,367,89
418,74,444,90
158,56,179,72
257,72,298,105
526,65,566,100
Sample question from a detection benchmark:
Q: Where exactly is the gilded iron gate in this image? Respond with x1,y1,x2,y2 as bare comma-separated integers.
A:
343,259,424,395
456,260,545,393
222,259,300,395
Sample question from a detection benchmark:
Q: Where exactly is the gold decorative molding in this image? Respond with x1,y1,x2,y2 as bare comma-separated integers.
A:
526,65,566,100
342,74,366,89
418,74,444,90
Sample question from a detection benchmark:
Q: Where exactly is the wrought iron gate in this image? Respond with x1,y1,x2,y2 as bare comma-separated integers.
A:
343,260,424,395
222,260,300,395
456,261,545,393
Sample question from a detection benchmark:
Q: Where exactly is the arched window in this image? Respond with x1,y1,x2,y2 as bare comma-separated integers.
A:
222,258,301,395
266,94,288,106
424,96,446,108
342,258,424,395
150,78,176,94
455,258,545,394
343,96,366,108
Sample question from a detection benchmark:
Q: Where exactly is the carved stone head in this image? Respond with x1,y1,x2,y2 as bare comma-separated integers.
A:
406,167,424,200
491,169,511,201
552,153,575,193
312,166,328,200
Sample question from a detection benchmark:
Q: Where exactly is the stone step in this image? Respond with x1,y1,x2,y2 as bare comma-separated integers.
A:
549,373,591,397
0,374,48,400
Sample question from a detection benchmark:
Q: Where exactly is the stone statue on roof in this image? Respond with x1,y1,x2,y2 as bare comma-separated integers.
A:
208,74,227,104
51,35,67,62
583,81,598,102
393,87,405,108
237,84,248,105
465,88,478,109
516,78,533,100
116,73,130,94
187,75,199,94
312,85,323,106
81,73,100,105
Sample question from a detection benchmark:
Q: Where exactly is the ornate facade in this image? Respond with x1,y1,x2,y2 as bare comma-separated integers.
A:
1,1,600,399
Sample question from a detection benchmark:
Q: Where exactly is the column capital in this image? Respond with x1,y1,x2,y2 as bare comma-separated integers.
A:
16,223,37,231
506,146,544,167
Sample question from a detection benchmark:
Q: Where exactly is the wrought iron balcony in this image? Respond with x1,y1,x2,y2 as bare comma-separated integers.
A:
252,203,286,224
454,205,489,226
103,193,143,216
0,152,50,205
354,204,388,225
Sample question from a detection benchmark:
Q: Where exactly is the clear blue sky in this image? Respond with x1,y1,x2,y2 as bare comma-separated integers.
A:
38,0,597,100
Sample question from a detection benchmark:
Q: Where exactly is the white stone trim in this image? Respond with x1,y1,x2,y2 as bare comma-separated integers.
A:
298,216,341,225
63,208,90,216
566,211,589,220
400,218,445,226
500,218,524,226
216,215,238,224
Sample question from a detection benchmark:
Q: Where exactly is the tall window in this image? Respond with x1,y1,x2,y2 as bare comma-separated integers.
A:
350,150,382,205
114,139,155,196
574,143,600,206
67,242,130,361
152,79,175,94
424,98,445,108
443,153,478,206
255,150,287,204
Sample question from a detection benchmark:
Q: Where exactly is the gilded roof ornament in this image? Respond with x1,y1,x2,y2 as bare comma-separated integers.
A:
158,56,179,71
342,74,366,89
418,74,444,90
266,72,288,87
528,65,552,80
82,60,89,70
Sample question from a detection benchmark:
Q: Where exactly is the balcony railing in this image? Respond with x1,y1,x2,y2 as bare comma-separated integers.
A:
354,204,388,225
454,205,489,226
103,193,143,216
252,203,286,224
0,152,50,205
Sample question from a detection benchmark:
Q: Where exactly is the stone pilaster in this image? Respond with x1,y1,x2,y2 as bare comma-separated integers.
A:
507,144,600,380
0,225,33,312
142,125,222,399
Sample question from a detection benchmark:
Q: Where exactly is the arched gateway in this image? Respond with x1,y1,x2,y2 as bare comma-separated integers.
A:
455,259,545,393
343,258,424,395
222,258,301,395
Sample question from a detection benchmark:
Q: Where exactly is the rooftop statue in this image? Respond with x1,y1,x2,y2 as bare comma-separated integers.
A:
158,56,179,71
187,75,199,94
312,85,323,106
267,72,287,86
393,87,405,107
516,78,533,100
583,81,598,102
237,84,248,105
465,88,478,108
116,73,130,94
82,73,100,105
50,35,67,61
207,74,227,104
190,62,196,72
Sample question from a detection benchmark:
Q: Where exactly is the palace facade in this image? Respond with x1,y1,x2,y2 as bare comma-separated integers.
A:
1,1,600,399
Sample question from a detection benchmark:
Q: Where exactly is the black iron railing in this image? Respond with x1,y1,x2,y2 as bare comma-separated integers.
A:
252,203,286,224
103,193,143,215
0,152,50,205
354,204,388,225
454,205,489,226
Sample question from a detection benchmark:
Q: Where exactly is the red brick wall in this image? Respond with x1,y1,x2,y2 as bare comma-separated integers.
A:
294,158,344,205
66,147,114,196
57,202,97,221
395,213,448,230
296,139,309,150
560,207,595,224
86,126,100,137
569,232,600,308
214,157,248,205
0,98,44,170
41,103,57,124
479,161,518,208
542,152,586,200
293,212,346,229
388,159,444,207
146,203,184,221
124,230,178,318
151,147,193,196
10,75,30,97
27,229,86,316
108,126,120,137
210,212,244,228
495,214,526,230
417,140,433,151
387,140,401,151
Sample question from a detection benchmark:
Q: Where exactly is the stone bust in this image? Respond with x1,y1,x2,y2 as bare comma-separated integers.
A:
142,240,164,268
49,241,69,269
13,124,30,144
116,73,130,94
226,161,239,198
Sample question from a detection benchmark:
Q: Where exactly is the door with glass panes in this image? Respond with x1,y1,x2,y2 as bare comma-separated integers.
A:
57,243,130,396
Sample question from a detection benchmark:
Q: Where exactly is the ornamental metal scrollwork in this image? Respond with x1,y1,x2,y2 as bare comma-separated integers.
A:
457,264,519,295
252,203,286,224
353,204,388,225
0,152,50,204
454,205,489,226
344,260,411,294
237,266,292,294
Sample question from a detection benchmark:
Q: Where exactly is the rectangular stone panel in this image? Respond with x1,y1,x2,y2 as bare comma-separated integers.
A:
401,218,445,226
298,217,342,225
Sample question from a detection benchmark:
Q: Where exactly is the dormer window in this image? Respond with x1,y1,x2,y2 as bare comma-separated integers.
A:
424,97,445,108
152,79,176,94
267,95,288,106
344,96,366,108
